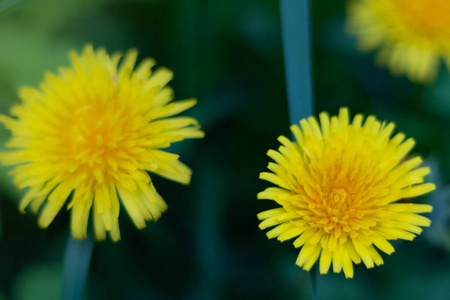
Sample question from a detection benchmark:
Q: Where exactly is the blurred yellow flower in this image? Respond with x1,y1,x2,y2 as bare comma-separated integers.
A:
346,0,450,83
257,108,434,278
0,45,204,241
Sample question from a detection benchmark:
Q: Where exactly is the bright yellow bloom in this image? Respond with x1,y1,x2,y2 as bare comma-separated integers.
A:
346,0,450,83
257,108,434,278
0,45,204,241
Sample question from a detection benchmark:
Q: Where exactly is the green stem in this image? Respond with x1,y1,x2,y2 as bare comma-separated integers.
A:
279,0,315,299
279,0,313,124
61,233,94,300
310,264,318,300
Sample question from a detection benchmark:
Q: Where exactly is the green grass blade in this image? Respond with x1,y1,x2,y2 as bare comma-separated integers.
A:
279,0,316,298
0,0,36,17
280,0,313,124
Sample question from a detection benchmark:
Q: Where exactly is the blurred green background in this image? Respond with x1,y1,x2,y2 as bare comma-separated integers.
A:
0,0,449,299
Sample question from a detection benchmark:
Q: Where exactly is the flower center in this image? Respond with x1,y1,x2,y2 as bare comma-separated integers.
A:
69,105,118,158
327,188,350,210
296,130,389,238
62,102,140,183
395,0,450,41
317,176,370,236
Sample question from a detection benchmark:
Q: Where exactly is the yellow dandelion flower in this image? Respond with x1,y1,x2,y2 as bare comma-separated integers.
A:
346,0,450,83
0,45,204,241
257,108,434,278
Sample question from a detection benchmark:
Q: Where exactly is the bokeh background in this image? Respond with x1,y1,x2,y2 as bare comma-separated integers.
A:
0,0,449,299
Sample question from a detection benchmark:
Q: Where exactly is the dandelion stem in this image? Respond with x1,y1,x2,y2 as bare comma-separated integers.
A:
310,264,318,300
279,0,313,124
279,0,316,298
61,233,94,300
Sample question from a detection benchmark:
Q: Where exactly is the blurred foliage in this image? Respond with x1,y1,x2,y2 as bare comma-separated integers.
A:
0,0,449,299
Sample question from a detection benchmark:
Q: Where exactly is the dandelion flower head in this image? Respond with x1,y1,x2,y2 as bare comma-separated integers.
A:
257,108,434,278
346,0,450,83
0,45,204,241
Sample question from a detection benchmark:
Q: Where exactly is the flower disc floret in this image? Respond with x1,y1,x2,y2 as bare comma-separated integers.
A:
257,108,434,278
0,45,204,241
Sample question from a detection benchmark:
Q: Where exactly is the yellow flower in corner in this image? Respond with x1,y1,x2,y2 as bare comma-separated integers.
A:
0,45,204,241
257,108,434,278
346,0,450,83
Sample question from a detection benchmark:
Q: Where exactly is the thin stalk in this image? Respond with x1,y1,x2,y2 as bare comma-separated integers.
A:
279,0,316,299
310,264,318,300
61,233,94,300
280,0,313,123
